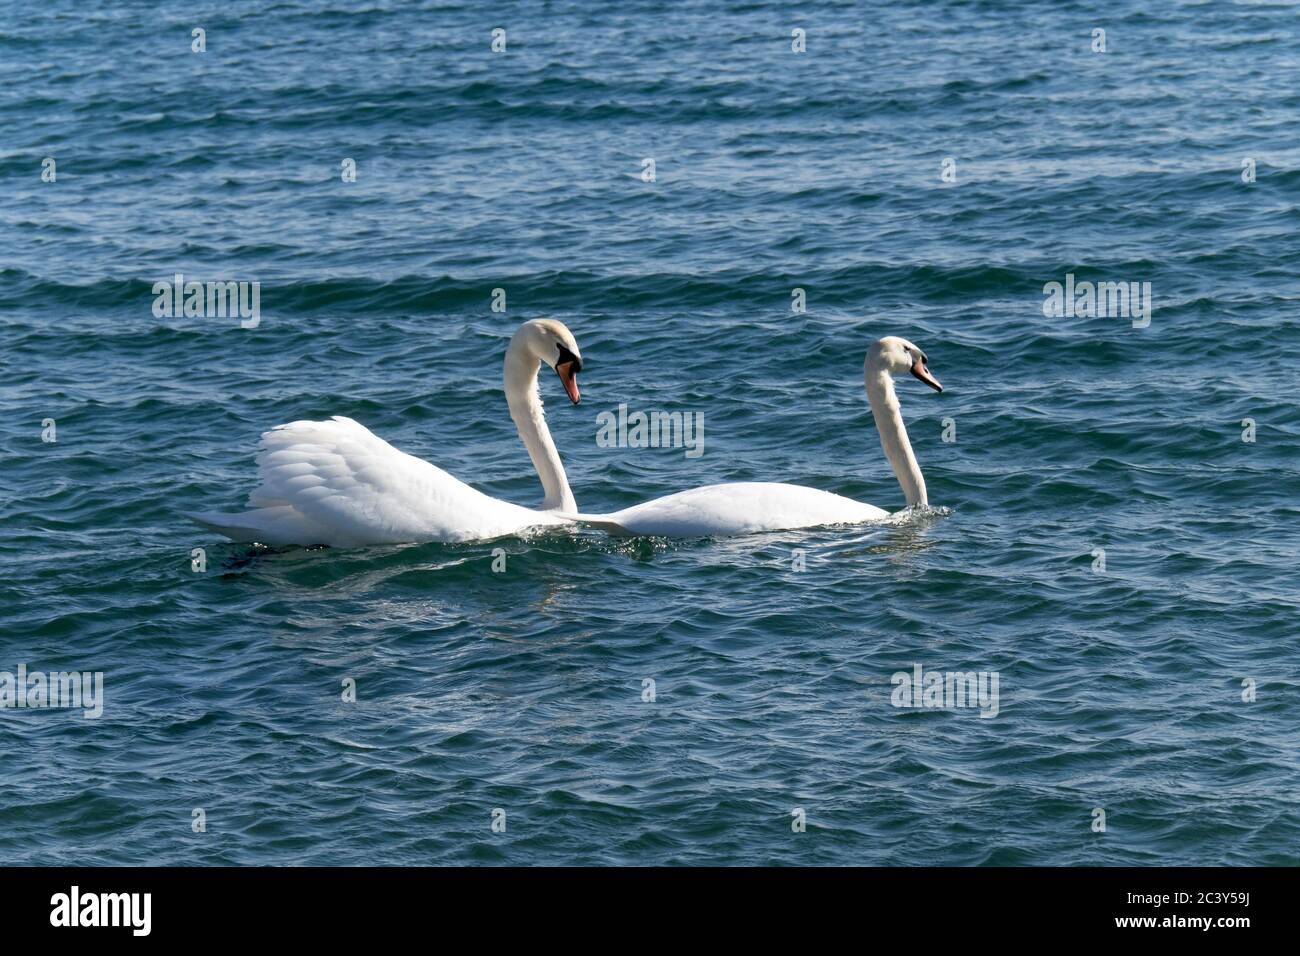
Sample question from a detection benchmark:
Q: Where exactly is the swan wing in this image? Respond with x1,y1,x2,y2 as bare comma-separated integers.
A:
564,482,888,537
189,416,554,546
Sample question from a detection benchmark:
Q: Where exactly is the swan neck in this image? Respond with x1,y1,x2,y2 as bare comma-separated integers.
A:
504,343,576,513
866,367,927,508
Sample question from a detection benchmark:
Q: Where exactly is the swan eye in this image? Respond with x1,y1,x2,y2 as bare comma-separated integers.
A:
556,343,582,371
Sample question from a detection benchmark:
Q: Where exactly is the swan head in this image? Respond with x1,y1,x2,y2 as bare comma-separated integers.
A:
515,319,583,404
867,336,943,393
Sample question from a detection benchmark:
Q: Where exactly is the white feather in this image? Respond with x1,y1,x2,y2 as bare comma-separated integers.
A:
564,481,887,536
188,320,585,548
189,416,560,547
563,335,941,538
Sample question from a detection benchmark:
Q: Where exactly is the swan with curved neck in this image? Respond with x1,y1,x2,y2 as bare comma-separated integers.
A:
189,319,584,547
568,336,942,537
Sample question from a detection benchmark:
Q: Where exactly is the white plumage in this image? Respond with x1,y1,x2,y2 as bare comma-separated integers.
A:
188,319,585,547
190,331,942,547
567,481,888,537
189,416,559,547
566,336,943,537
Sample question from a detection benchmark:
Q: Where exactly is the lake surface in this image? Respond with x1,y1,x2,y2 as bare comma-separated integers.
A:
1,0,1297,865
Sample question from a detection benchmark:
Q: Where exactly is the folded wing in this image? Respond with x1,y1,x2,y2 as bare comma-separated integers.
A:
564,481,888,537
190,416,549,546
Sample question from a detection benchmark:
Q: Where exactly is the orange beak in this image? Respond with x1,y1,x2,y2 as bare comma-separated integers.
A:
910,357,943,392
556,361,581,404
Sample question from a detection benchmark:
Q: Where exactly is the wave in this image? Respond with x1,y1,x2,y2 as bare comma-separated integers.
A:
7,251,1289,316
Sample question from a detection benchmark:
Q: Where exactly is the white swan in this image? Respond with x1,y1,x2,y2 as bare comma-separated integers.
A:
188,319,585,547
567,336,943,537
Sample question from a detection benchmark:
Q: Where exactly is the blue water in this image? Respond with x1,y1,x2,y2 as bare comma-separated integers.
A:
2,0,1298,865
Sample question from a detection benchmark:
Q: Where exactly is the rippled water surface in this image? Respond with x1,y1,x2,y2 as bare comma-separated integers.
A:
2,0,1298,865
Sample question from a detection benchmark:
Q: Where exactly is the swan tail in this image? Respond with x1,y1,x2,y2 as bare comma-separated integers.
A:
185,506,323,546
555,512,636,536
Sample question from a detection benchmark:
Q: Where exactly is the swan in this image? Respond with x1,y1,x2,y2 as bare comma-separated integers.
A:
187,319,585,547
566,336,943,537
